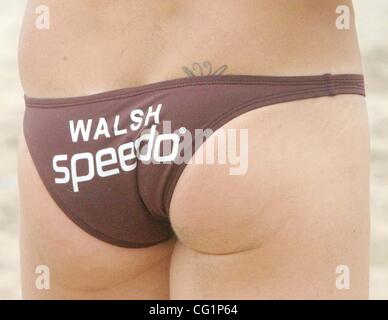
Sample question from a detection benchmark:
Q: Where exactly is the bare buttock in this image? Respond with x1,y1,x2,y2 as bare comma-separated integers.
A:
18,0,369,299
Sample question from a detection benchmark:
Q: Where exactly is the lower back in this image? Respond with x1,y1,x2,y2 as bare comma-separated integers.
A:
19,0,363,97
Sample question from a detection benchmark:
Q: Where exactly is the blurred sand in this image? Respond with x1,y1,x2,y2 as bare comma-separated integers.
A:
353,0,388,299
0,1,387,299
0,0,26,299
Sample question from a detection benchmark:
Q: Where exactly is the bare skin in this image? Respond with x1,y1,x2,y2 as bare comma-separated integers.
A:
18,0,369,299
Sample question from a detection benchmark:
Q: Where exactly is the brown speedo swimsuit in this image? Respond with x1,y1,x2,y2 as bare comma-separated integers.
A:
24,74,365,248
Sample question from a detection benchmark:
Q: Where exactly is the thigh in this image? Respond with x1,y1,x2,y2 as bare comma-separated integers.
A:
18,134,175,299
169,95,370,299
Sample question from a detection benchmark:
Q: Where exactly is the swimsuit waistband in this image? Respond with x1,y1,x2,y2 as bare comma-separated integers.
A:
24,74,365,108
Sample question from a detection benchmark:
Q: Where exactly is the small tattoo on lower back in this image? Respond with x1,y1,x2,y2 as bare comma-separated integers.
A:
182,61,228,77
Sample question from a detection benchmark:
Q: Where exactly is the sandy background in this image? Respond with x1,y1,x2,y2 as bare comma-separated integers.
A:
0,1,387,299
